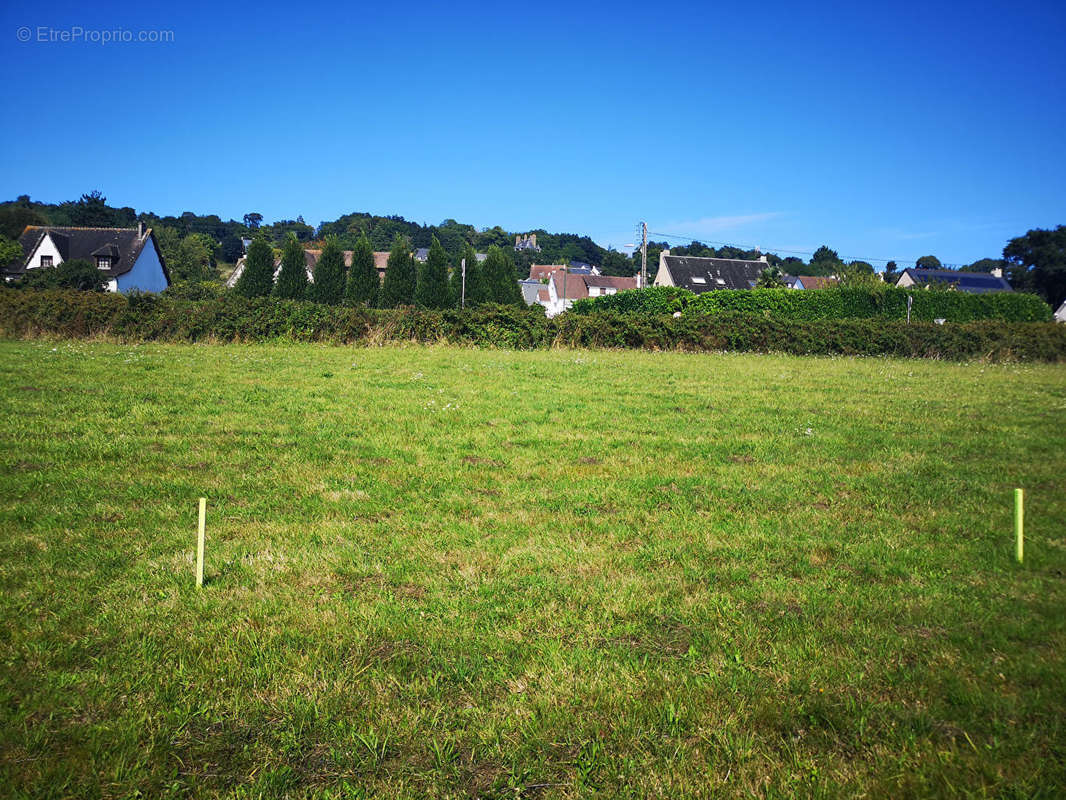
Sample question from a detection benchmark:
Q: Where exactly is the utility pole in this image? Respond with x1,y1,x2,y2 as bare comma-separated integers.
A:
461,258,466,309
640,221,648,288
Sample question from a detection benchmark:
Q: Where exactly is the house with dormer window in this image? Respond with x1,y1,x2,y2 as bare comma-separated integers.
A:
4,224,170,292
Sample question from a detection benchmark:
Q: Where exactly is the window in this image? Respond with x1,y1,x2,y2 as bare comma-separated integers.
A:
691,276,707,285
97,257,111,270
40,255,52,268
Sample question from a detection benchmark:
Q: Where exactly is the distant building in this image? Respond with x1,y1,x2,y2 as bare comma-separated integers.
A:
794,275,840,290
519,279,544,306
4,224,170,293
654,250,768,293
895,268,1012,294
530,269,638,316
1055,299,1066,323
528,264,567,282
515,233,541,252
414,247,430,263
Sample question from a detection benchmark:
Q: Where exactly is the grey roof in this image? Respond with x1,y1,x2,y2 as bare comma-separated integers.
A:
901,268,1012,294
519,279,543,305
8,225,169,282
661,255,766,292
414,247,430,262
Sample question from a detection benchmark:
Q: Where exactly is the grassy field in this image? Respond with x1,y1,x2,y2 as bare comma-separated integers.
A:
1,340,1064,799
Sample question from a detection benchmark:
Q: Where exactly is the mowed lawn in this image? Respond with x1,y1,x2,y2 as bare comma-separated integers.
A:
1,341,1064,799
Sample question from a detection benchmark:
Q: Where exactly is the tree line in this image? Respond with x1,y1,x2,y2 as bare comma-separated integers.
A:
232,233,524,309
1,192,1062,307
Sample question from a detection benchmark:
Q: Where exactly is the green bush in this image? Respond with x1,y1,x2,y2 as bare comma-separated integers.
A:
1,289,1063,362
574,286,1052,323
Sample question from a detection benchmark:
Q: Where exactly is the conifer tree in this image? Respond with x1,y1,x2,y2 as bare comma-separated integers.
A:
415,235,451,309
274,234,308,299
379,235,415,307
310,235,346,305
448,243,486,309
344,233,379,307
482,245,524,306
233,238,275,298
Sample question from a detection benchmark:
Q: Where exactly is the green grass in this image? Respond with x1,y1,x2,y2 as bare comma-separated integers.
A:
1,340,1064,799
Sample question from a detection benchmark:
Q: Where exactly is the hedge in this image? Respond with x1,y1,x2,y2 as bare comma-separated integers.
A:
1,288,1064,362
572,285,1053,323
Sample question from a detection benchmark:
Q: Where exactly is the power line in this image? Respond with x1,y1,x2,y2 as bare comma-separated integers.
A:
647,230,969,269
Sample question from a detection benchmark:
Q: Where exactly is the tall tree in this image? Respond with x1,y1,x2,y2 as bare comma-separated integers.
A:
344,233,379,307
310,235,347,305
915,255,943,269
70,191,116,227
448,243,486,308
481,245,523,306
220,234,245,263
807,245,843,276
1003,225,1066,306
274,234,308,299
961,258,1005,274
379,235,416,307
243,212,263,230
415,236,451,309
882,261,900,284
233,238,275,298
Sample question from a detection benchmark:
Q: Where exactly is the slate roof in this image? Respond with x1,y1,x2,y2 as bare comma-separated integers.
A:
899,268,1012,294
660,255,767,292
519,279,543,305
796,275,839,290
414,247,430,262
8,226,168,282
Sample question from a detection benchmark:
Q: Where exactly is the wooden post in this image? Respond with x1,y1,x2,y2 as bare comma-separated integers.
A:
196,497,206,587
1015,488,1024,564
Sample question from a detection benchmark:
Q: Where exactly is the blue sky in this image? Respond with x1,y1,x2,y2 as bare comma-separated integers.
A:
1,0,1063,266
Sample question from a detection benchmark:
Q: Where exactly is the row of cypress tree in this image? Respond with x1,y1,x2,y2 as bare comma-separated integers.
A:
233,233,524,308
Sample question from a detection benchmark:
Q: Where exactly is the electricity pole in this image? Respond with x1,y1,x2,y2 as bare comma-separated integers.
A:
640,221,648,288
461,258,466,309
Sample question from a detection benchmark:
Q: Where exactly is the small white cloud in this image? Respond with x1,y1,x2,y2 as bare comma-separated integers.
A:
656,212,784,238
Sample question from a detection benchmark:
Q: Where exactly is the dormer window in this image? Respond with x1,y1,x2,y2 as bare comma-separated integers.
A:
97,257,111,271
40,255,53,268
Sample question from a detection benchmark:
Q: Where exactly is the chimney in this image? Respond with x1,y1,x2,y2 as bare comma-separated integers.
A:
137,221,145,238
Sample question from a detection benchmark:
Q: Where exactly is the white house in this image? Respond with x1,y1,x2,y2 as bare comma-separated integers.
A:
527,268,638,317
1054,299,1066,323
5,224,170,292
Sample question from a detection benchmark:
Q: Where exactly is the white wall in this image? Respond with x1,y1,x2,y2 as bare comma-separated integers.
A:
116,237,169,293
26,234,63,269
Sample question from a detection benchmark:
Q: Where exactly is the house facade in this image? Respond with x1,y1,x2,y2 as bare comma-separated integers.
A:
5,224,169,292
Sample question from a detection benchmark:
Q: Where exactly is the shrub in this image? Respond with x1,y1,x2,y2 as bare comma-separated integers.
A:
1,289,1063,362
14,259,107,292
574,286,1052,323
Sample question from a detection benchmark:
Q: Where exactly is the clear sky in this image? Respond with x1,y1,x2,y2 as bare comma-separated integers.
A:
1,0,1063,266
